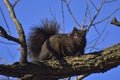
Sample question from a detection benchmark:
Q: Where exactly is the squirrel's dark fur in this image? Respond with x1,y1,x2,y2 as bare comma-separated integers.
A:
28,20,86,61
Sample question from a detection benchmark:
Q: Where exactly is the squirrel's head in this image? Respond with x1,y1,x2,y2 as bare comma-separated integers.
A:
70,27,86,44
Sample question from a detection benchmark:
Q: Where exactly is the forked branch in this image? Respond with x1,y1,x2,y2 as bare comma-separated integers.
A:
0,26,20,44
63,0,81,28
87,0,105,31
3,0,27,64
93,7,120,25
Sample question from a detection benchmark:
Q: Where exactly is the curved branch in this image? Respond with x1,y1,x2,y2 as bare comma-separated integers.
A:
87,0,105,31
0,43,120,79
3,0,27,64
63,0,81,28
0,6,11,34
0,26,20,44
93,7,120,25
13,0,20,8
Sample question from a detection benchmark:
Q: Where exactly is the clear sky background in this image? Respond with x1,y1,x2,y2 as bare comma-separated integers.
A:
0,0,120,80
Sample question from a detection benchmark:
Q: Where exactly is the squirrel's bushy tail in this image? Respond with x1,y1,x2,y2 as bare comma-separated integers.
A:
28,20,60,60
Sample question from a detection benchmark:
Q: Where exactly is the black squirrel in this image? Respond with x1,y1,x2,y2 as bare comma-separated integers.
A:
28,20,86,61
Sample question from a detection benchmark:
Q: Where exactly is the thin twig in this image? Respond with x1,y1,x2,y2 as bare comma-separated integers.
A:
0,6,11,34
87,38,97,46
49,7,56,19
61,0,65,33
87,0,92,26
63,0,81,28
89,20,108,52
88,0,92,21
82,0,89,27
89,0,101,37
87,0,105,32
89,0,106,36
93,7,120,25
13,0,20,8
89,0,97,10
93,25,100,35
96,32,109,45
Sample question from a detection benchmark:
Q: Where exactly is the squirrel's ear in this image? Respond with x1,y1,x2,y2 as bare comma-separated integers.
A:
72,27,78,32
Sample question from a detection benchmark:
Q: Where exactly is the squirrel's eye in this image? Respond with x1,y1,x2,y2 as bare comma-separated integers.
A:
74,33,77,38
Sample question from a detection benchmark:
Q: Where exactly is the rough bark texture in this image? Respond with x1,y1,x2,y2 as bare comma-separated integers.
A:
0,43,120,79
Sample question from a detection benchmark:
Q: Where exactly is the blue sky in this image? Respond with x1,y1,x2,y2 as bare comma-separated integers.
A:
0,0,120,80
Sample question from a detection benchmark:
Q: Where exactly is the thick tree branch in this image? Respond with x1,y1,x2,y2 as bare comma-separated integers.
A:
3,0,27,64
0,26,20,44
0,43,120,79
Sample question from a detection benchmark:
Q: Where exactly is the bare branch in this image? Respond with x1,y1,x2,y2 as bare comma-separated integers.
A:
61,0,65,33
85,0,92,28
89,0,97,10
63,0,81,28
49,7,55,19
111,17,120,27
0,6,11,34
0,26,20,44
89,20,108,52
82,0,89,27
93,7,120,25
3,0,27,64
93,25,101,35
87,0,105,32
13,0,20,8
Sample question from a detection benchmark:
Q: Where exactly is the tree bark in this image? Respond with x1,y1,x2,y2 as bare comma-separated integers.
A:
0,43,120,79
3,0,28,64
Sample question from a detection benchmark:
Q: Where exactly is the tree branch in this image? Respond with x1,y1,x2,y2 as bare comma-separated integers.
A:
0,26,20,44
75,73,90,80
63,0,81,28
3,0,27,64
0,43,120,79
111,17,120,27
13,0,20,8
0,6,11,34
93,7,120,25
87,0,105,31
